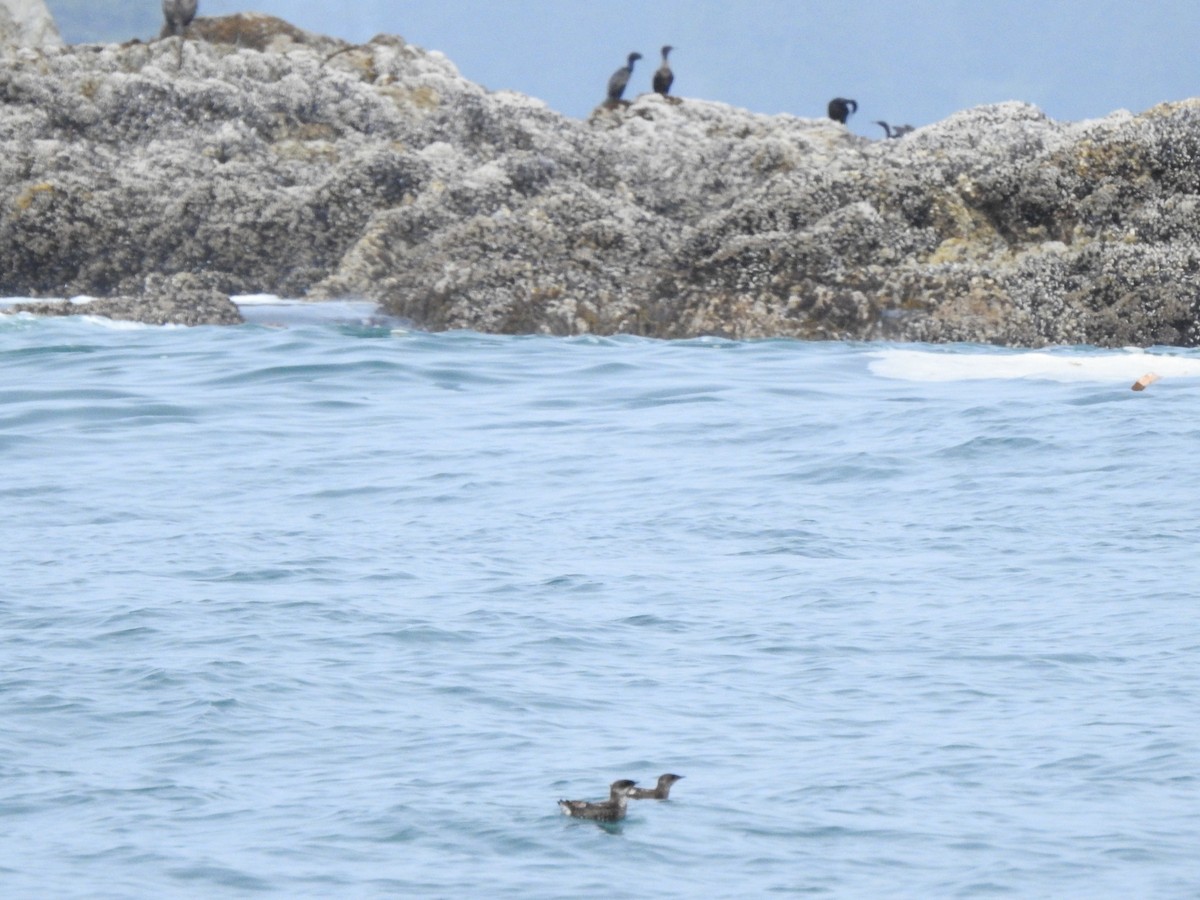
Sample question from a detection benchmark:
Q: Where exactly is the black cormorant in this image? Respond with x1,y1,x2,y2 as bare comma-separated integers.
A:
162,0,198,37
874,120,914,139
653,46,675,96
629,773,684,800
827,97,858,124
607,52,643,103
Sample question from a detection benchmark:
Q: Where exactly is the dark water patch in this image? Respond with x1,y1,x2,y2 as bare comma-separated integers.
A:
0,484,69,499
540,574,606,593
374,626,476,644
619,614,689,631
573,361,644,377
0,403,193,430
620,386,727,409
303,485,395,500
935,435,1055,459
357,570,420,583
204,359,411,387
527,396,586,410
167,864,272,892
304,398,373,411
422,365,517,390
475,416,581,431
0,343,102,360
1066,391,1148,407
0,388,129,403
512,634,600,651
183,567,328,584
372,825,423,843
783,459,907,484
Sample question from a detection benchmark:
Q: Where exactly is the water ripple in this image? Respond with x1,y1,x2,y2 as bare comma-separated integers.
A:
1,320,1199,896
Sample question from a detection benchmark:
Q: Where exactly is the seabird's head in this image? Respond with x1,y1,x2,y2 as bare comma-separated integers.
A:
611,779,638,795
627,52,643,66
657,773,684,787
661,45,674,58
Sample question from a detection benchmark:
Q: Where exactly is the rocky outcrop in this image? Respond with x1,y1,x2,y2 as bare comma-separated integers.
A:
0,0,61,54
2,13,1200,343
5,273,243,325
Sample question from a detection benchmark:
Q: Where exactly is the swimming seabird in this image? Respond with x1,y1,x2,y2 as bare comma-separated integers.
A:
827,97,858,124
558,779,638,822
629,773,684,800
162,0,198,37
607,52,643,103
653,46,675,96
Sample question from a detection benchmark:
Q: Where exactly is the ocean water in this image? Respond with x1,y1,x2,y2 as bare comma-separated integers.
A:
2,303,1199,898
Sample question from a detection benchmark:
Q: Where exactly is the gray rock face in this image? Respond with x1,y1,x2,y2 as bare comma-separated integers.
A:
6,273,243,325
2,13,1199,343
161,0,198,40
0,0,61,53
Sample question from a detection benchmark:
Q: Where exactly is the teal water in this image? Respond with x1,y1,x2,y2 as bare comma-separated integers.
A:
2,309,1199,897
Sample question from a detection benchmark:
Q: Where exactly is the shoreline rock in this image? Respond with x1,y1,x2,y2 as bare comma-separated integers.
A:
0,0,61,54
1,13,1199,343
5,274,243,325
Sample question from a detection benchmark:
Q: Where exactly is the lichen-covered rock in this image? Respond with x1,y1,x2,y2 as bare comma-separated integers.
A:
6,273,243,325
0,0,61,54
1,14,1200,343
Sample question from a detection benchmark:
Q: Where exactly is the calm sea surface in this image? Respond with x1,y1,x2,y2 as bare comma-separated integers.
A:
2,303,1199,897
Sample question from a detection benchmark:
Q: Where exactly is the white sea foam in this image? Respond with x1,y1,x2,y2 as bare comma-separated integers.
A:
232,296,393,327
869,348,1200,383
228,293,286,307
78,315,172,330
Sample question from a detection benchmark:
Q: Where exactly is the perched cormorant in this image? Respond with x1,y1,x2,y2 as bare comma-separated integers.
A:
629,773,684,800
161,0,198,37
874,120,915,139
653,46,675,96
607,52,643,103
827,97,858,124
558,779,638,822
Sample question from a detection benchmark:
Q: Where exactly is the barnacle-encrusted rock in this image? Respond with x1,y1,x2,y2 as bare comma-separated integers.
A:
0,0,61,54
6,273,243,325
2,11,1200,342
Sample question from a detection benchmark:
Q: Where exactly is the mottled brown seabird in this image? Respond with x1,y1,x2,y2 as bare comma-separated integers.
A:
629,773,684,800
558,779,638,822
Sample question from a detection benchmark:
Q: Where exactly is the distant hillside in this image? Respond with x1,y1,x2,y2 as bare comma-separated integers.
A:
45,0,159,43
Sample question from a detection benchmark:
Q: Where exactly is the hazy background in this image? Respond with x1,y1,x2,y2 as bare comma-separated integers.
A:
46,1,1200,135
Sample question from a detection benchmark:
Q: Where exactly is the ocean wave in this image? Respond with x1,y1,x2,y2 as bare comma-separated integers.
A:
870,347,1200,383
